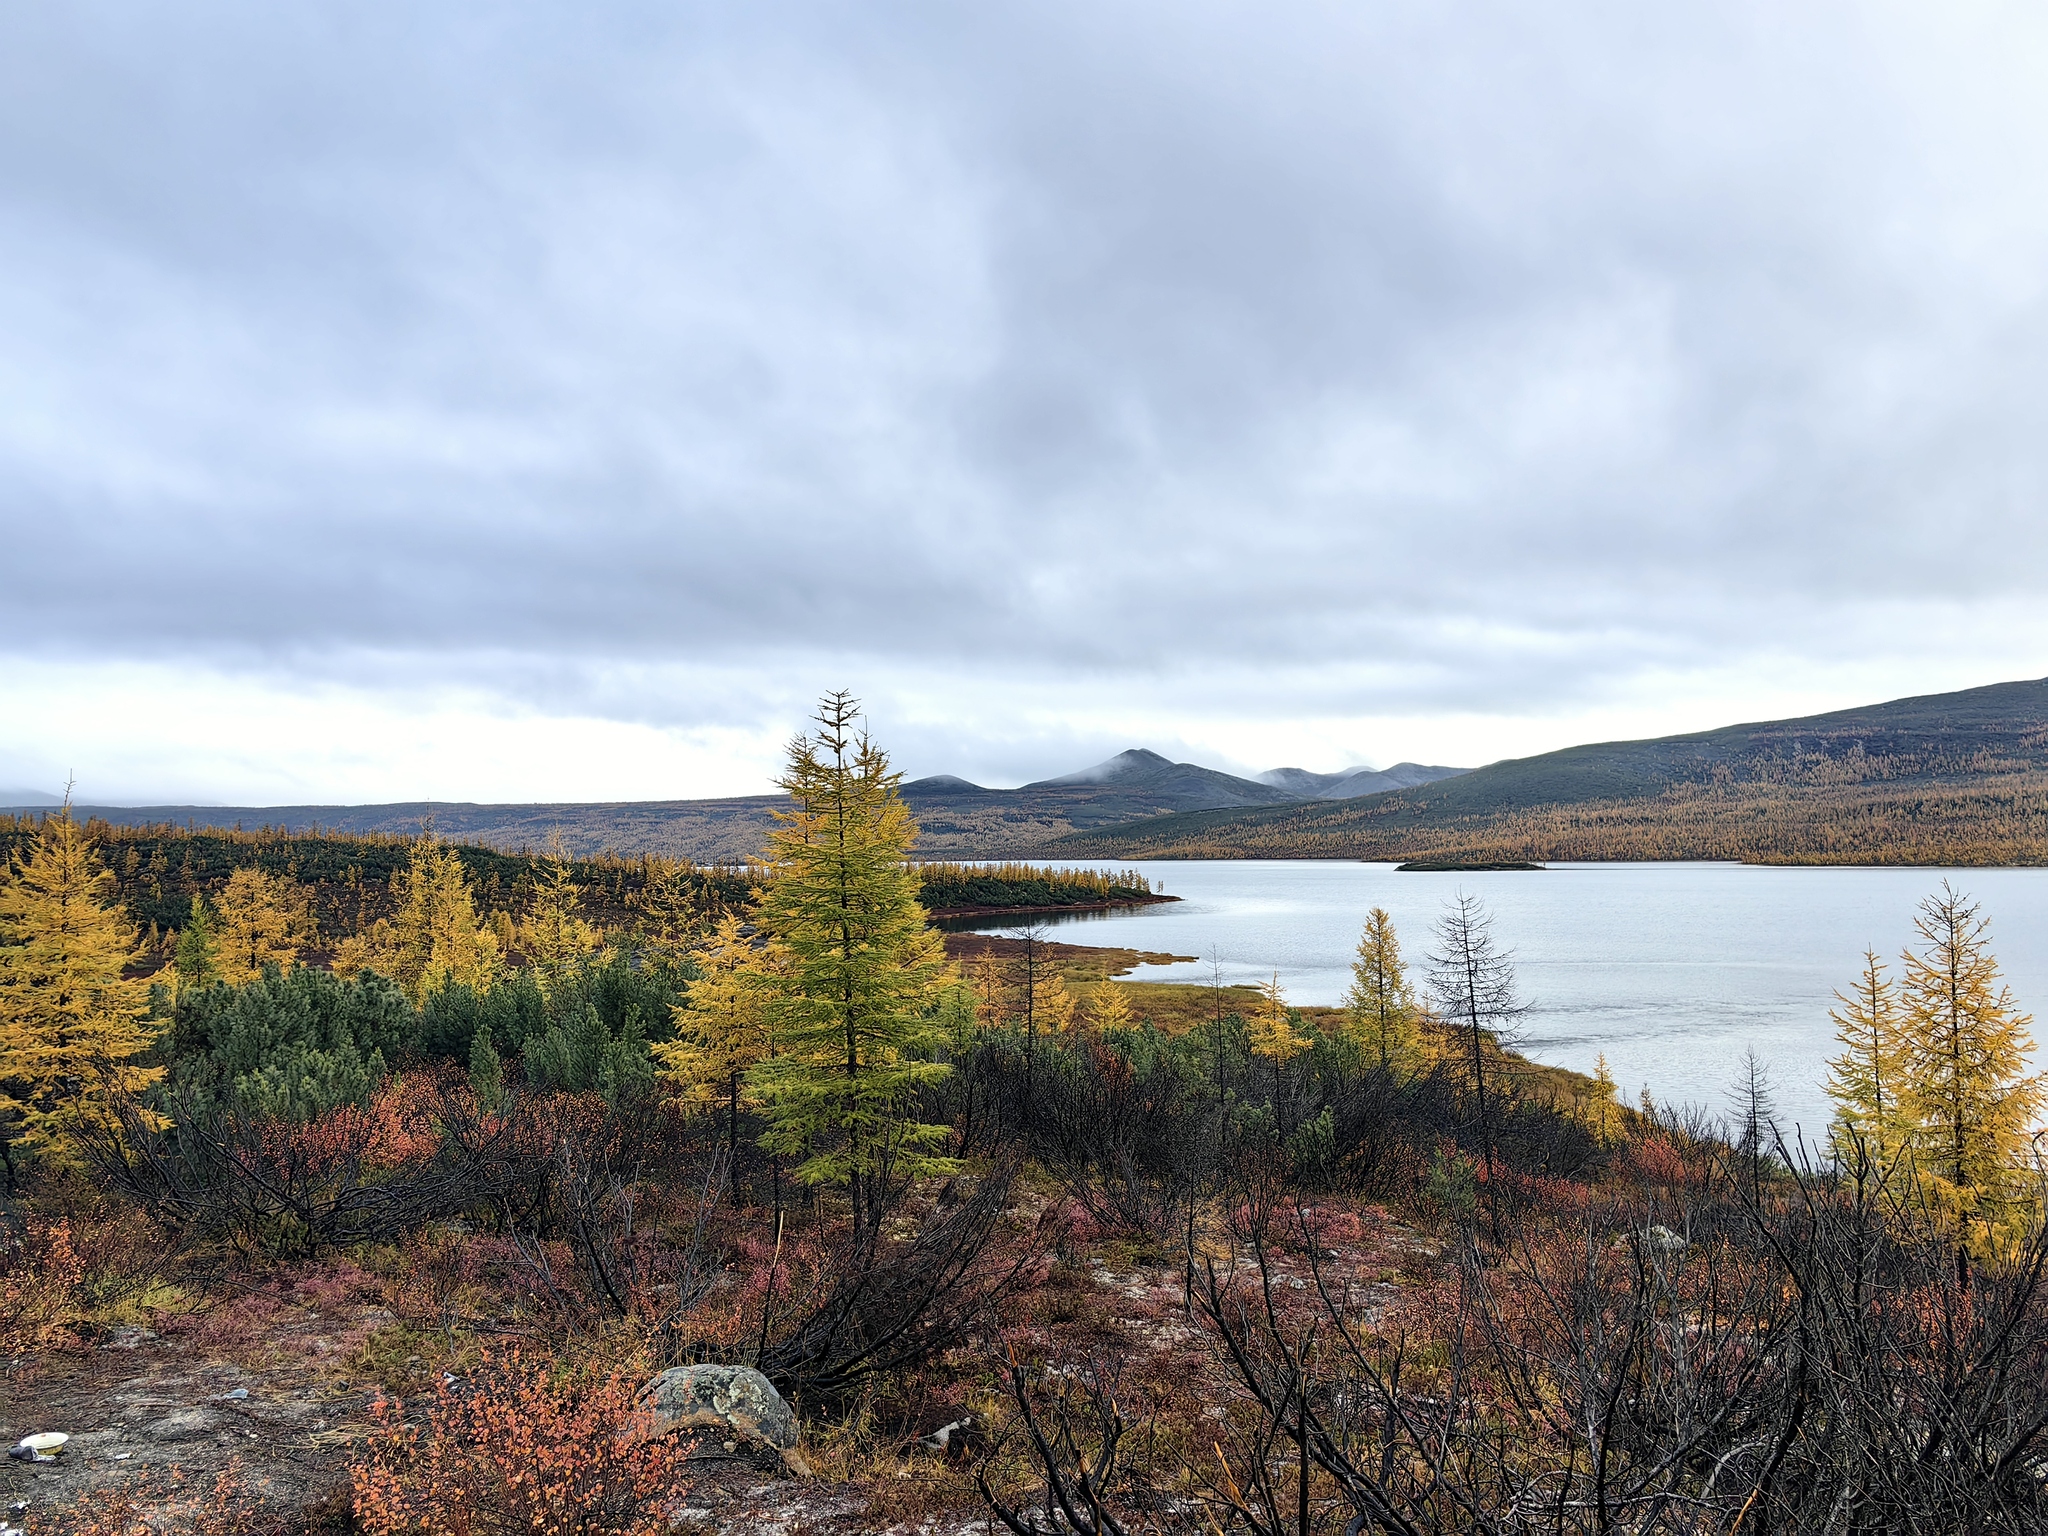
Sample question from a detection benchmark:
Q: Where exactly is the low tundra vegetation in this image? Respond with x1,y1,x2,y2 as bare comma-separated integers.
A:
5,695,2048,1533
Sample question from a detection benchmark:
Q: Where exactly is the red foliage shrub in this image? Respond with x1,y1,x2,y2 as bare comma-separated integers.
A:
1056,1199,1106,1248
1,1215,83,1355
350,1349,689,1536
1290,1203,1369,1250
1623,1132,1698,1192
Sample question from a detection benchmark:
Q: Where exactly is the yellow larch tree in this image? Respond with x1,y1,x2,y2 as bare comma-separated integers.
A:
0,809,163,1181
1085,981,1133,1035
523,842,604,997
968,951,1006,1029
656,911,772,1155
1247,973,1309,1065
1897,884,2045,1249
214,866,318,985
336,836,500,1005
1343,907,1426,1078
1036,971,1078,1040
1585,1053,1623,1145
1824,949,1910,1175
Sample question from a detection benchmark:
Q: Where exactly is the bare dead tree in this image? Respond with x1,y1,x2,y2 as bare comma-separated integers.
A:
1425,893,1526,1236
1008,921,1055,1132
980,1349,1186,1536
756,1162,1043,1408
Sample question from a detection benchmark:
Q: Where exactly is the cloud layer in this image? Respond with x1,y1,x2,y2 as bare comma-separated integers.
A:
6,2,2048,800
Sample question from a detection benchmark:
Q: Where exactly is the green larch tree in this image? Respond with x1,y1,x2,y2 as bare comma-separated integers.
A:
172,894,221,998
1586,1053,1622,1144
746,693,953,1230
0,808,163,1183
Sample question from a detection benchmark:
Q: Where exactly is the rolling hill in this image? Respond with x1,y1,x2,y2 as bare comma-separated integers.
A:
1043,676,2048,865
0,752,1467,861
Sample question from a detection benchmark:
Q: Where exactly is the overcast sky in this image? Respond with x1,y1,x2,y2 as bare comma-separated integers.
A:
5,2,2048,804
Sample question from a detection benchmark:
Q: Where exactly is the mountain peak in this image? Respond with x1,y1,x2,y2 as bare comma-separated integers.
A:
1255,765,1375,796
904,773,986,793
1026,748,1176,788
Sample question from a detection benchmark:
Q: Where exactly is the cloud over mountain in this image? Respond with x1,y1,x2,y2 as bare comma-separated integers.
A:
7,3,2048,800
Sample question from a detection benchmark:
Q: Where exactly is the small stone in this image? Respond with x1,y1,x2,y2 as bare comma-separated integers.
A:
721,1441,737,1453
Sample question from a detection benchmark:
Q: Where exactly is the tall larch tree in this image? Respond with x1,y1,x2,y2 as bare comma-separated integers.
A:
657,911,772,1156
1343,907,1425,1078
214,866,317,985
747,693,953,1231
1825,949,1910,1175
0,808,163,1183
1897,884,2045,1250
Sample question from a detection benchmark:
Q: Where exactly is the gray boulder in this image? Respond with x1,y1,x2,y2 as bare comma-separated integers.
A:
639,1365,809,1476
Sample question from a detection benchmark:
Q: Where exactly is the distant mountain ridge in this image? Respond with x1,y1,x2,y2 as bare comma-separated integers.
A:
3,749,1467,862
24,677,2048,865
1256,762,1469,799
1045,676,2048,866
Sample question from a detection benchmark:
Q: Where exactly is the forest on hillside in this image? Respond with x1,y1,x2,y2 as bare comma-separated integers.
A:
1054,765,2048,864
0,818,1163,977
7,696,2048,1533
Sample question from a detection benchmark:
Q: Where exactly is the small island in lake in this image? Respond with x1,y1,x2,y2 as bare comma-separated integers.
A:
1395,859,1545,871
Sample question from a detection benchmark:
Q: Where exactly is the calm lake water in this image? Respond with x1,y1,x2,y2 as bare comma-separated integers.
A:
954,861,2048,1141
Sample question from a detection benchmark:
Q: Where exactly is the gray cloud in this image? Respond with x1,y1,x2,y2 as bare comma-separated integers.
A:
5,2,2048,794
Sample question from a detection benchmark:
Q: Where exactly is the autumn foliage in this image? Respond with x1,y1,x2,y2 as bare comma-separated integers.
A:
349,1350,690,1536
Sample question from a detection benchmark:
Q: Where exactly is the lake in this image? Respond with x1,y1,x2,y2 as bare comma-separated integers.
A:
953,861,2048,1141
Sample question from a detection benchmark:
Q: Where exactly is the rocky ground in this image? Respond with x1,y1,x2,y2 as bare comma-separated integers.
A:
2,1276,377,1531
5,1200,1428,1534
